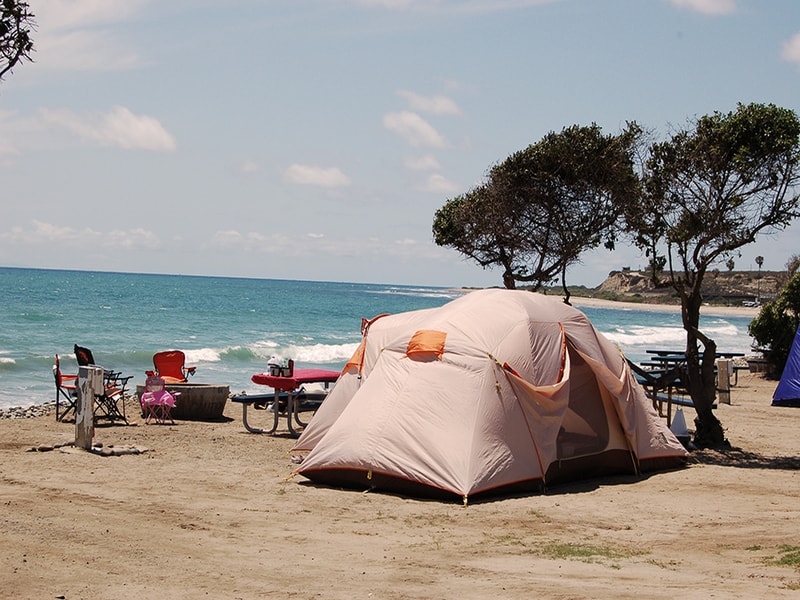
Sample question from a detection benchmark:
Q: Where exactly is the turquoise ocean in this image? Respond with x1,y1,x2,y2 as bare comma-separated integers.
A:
0,267,757,411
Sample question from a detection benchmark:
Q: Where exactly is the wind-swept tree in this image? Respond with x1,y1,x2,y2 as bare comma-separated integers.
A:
622,129,669,287
434,123,641,302
0,0,35,81
432,184,527,290
643,102,800,447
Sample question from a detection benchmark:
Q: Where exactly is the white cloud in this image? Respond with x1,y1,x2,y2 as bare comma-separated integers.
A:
666,0,737,16
239,159,260,174
36,0,148,30
119,228,162,249
397,91,462,115
355,0,557,14
384,111,448,148
404,154,441,171
36,30,141,71
39,106,177,152
33,0,149,72
781,32,800,68
417,173,460,194
1,220,163,250
0,136,19,157
211,230,245,246
357,0,415,7
0,110,36,157
209,231,270,252
284,164,351,188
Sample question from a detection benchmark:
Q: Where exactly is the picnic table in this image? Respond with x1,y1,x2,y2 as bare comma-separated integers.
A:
231,368,339,436
645,349,745,359
645,350,746,384
634,350,745,424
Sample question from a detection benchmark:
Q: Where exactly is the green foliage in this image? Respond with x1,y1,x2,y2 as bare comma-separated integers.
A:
433,186,525,289
647,103,800,283
771,545,800,570
0,0,35,81
433,122,641,296
749,272,800,375
434,102,800,446
788,254,800,277
639,103,800,446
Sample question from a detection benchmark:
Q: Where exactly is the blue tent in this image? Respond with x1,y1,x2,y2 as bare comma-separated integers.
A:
773,325,800,407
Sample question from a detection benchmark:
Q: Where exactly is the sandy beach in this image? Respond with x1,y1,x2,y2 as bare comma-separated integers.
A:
570,295,761,318
1,365,798,599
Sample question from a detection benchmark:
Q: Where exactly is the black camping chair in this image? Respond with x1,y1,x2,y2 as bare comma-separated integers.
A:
74,344,132,424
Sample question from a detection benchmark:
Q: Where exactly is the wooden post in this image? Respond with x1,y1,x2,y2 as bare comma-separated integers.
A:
76,365,102,449
717,359,731,405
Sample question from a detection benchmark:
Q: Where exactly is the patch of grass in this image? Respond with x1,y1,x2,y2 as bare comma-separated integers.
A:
526,509,552,523
492,533,526,546
539,542,639,563
770,545,800,571
782,580,800,591
645,558,682,570
403,513,457,528
481,532,641,569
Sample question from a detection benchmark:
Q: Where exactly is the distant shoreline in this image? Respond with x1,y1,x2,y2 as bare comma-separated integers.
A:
455,288,760,319
569,295,760,318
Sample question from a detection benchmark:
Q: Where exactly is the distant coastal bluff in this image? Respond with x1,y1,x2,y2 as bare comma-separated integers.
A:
595,269,783,306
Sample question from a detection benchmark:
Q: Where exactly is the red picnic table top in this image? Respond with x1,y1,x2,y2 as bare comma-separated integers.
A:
251,368,340,392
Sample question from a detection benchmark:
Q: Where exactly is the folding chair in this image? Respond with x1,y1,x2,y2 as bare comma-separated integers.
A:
93,383,128,424
53,354,78,422
148,350,196,383
75,344,126,383
140,374,178,425
74,344,132,424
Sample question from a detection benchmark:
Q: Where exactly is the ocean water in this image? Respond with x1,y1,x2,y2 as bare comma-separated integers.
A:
0,267,757,410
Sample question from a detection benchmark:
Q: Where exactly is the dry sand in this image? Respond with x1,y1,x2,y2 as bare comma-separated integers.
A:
569,295,761,318
1,370,798,599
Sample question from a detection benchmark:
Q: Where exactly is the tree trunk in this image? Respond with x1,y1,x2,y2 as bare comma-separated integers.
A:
682,288,727,448
502,268,516,289
561,267,572,305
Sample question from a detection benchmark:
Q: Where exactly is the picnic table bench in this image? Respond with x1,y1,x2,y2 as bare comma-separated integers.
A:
631,351,740,425
231,368,339,436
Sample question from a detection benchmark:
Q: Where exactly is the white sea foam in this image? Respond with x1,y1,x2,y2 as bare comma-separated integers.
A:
600,318,752,362
604,325,687,348
183,348,222,363
241,339,359,364
287,342,360,363
375,287,463,300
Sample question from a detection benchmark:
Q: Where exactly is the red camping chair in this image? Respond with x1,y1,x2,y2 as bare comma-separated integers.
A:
53,354,78,422
148,350,196,384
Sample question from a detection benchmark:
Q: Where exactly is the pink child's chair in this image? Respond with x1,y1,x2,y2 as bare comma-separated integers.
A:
140,374,178,424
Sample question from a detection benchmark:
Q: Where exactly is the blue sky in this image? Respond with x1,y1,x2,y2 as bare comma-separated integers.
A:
2,0,799,287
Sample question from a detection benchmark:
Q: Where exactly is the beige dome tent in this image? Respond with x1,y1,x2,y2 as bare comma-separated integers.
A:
294,289,687,502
